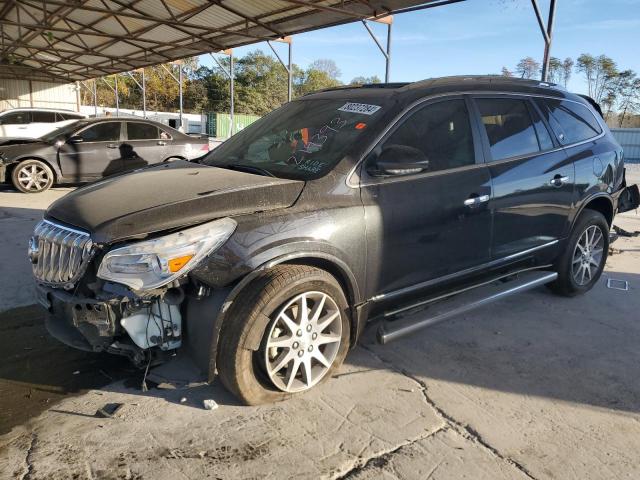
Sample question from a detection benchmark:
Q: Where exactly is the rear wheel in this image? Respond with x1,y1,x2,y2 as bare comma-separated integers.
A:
550,209,609,296
216,265,350,405
11,159,54,193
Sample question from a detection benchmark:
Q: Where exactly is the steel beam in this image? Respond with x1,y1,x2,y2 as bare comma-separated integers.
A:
267,37,293,102
540,0,557,82
361,16,393,82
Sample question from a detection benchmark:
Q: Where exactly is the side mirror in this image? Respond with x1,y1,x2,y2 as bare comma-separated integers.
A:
369,144,430,176
67,135,83,144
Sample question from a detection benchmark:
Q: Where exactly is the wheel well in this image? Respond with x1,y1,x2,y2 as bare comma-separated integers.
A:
582,196,613,226
9,158,57,181
280,257,359,345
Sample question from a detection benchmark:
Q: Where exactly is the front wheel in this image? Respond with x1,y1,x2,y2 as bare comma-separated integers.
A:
11,159,54,193
216,265,350,405
550,209,609,296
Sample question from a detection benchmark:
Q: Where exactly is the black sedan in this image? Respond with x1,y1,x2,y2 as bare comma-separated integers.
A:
0,118,210,193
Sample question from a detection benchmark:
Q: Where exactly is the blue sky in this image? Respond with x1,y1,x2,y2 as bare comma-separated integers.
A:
200,0,640,95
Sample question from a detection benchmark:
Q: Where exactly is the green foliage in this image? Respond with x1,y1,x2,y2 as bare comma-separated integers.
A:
82,50,345,116
349,75,382,85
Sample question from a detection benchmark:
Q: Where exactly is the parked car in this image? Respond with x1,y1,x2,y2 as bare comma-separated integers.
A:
30,76,639,404
0,108,86,138
0,118,209,192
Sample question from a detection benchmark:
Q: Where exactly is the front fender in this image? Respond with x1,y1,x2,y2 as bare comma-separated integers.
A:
186,249,362,383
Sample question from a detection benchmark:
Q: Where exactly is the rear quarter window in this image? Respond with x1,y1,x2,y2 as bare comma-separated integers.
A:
538,98,602,145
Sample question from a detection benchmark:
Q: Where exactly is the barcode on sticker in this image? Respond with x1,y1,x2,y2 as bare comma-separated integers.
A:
338,102,381,115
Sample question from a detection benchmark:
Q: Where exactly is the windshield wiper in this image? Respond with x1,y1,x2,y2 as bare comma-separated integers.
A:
224,163,275,177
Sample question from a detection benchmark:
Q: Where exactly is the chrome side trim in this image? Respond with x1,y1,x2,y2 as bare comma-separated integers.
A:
370,239,559,303
346,90,604,189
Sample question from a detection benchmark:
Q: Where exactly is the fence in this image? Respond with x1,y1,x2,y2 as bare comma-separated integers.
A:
610,128,640,164
207,113,260,138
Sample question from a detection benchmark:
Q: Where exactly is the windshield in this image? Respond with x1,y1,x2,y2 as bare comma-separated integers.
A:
40,120,86,142
200,99,386,180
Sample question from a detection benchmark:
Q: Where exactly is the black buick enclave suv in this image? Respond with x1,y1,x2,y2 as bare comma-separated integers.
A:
31,76,639,404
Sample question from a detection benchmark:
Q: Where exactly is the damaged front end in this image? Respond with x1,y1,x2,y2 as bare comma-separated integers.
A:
30,217,236,367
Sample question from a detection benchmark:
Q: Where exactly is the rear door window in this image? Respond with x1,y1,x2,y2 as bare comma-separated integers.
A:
127,122,160,140
475,98,540,161
538,98,602,145
77,122,121,142
32,111,57,122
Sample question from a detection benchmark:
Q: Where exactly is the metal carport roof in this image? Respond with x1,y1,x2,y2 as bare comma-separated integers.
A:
0,0,454,82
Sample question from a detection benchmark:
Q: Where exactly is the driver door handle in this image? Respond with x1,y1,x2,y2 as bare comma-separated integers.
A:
157,141,167,146
549,174,569,187
464,194,490,206
106,143,119,149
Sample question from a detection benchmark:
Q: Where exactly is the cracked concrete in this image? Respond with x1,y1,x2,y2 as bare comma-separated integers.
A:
1,168,640,479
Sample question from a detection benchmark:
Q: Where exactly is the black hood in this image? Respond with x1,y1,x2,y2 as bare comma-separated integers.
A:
46,161,305,244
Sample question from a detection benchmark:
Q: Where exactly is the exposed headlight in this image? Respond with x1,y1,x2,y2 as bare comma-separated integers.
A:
97,217,236,291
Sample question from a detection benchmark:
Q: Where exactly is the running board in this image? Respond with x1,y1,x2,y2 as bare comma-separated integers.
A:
376,270,558,344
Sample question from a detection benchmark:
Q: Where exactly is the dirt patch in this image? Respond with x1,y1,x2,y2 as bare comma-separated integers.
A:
0,305,132,435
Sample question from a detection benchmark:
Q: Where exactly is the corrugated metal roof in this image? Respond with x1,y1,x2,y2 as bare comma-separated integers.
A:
0,0,441,83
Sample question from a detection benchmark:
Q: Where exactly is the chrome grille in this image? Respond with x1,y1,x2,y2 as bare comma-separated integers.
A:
31,220,93,286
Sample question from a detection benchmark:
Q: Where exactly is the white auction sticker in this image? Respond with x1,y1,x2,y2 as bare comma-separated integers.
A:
337,102,381,115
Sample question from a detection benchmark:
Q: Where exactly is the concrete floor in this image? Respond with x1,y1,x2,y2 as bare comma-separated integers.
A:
1,172,639,479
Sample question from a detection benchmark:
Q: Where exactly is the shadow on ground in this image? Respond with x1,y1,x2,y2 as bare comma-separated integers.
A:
0,305,132,435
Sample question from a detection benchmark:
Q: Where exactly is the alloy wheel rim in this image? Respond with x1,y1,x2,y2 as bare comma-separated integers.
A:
572,225,604,286
264,291,342,393
18,164,49,191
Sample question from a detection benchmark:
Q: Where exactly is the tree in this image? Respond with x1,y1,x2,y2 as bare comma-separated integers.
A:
615,70,640,127
516,57,540,79
309,59,341,81
349,75,382,84
547,57,563,84
500,67,513,77
576,53,618,103
561,57,574,87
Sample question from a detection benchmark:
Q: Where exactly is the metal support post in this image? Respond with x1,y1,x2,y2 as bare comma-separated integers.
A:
99,77,119,116
209,49,235,137
178,64,183,128
531,0,557,82
142,69,146,118
362,15,393,82
267,36,293,102
92,80,97,117
114,75,119,116
125,70,147,117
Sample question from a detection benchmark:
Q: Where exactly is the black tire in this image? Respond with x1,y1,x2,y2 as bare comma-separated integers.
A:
11,159,54,193
549,209,609,296
217,265,351,405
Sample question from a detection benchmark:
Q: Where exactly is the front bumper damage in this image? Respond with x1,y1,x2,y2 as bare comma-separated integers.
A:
37,284,183,366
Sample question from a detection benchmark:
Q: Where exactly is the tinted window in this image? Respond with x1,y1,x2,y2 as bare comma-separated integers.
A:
541,98,602,144
377,99,475,172
32,111,56,122
476,98,540,161
530,103,554,151
0,112,30,125
56,112,83,121
127,122,159,140
78,122,121,142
